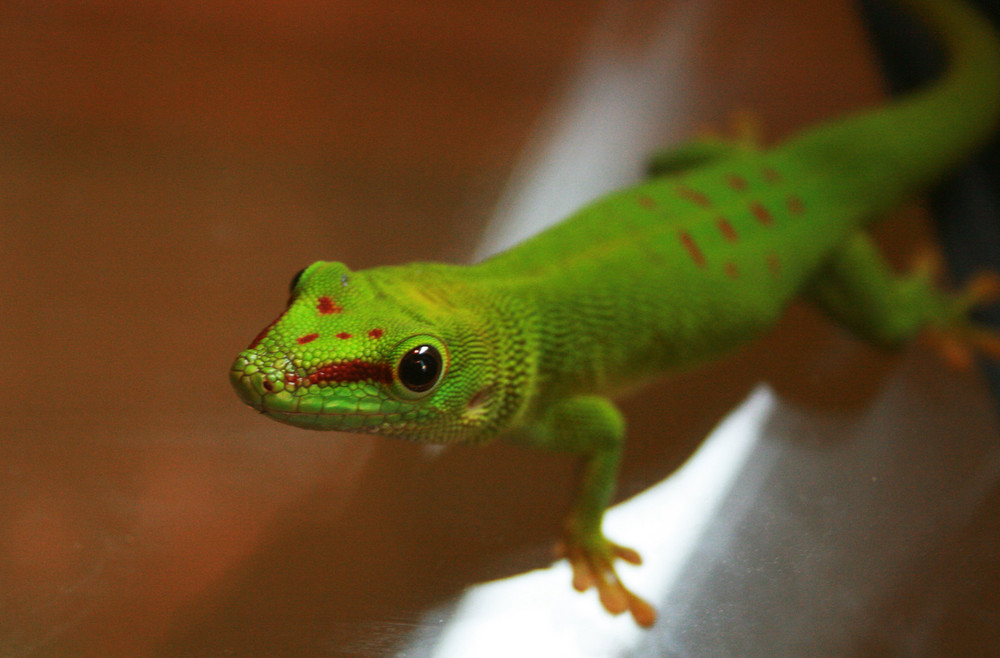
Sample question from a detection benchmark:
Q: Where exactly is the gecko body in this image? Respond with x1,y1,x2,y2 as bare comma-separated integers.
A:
231,0,1000,626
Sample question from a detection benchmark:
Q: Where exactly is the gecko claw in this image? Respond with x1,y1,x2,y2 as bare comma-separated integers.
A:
555,536,657,627
695,109,763,150
922,270,1000,370
959,271,1000,307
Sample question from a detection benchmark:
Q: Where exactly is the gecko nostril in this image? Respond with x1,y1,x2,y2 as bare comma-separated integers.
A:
262,380,274,392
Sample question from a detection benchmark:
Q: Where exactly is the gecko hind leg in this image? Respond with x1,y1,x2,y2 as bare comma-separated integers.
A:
923,269,1000,368
646,110,762,177
804,230,1000,367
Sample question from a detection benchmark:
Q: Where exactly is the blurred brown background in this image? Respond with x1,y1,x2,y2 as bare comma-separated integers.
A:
2,1,998,655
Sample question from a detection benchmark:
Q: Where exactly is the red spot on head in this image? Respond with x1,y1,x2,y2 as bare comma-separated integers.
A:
637,196,657,209
317,296,342,315
297,333,319,345
716,217,739,242
678,231,706,267
676,185,712,208
787,195,804,215
336,332,352,340
726,174,748,191
368,328,384,339
750,202,774,226
724,262,740,279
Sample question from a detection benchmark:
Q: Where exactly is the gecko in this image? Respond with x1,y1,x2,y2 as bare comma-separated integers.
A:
230,0,1000,627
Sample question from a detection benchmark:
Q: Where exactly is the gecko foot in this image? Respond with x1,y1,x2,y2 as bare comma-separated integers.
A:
555,535,657,627
695,109,763,150
922,270,1000,369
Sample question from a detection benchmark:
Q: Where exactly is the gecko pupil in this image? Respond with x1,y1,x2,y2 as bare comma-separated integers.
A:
397,345,442,392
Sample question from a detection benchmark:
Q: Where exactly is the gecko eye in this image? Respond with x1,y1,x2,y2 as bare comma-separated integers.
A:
397,345,442,393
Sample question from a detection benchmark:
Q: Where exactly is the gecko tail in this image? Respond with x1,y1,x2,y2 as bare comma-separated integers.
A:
778,0,1000,215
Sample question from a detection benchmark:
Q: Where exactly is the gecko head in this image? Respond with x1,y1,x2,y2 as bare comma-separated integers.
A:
230,260,514,444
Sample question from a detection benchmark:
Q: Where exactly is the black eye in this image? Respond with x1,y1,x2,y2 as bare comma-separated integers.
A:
289,267,307,295
397,345,442,393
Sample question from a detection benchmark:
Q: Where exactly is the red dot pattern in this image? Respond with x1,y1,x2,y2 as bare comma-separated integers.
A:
317,296,342,315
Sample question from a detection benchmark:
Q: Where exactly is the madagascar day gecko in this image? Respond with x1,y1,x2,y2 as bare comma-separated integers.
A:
231,0,1000,627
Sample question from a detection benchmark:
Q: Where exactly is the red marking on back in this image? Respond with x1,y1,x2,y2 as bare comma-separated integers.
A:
716,218,739,242
724,262,740,279
368,328,384,339
676,185,712,208
247,309,287,350
317,296,342,315
336,332,352,340
286,359,393,387
678,231,706,267
787,195,804,215
762,167,781,183
767,254,782,275
750,202,774,226
726,174,748,191
297,333,319,345
638,196,657,209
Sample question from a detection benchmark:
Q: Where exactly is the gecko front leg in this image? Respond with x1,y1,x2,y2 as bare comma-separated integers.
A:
523,395,657,627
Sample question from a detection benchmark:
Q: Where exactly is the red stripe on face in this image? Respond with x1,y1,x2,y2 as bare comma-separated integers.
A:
297,333,319,345
679,231,706,267
286,359,393,387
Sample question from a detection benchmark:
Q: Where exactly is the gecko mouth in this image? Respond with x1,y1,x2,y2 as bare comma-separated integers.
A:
229,356,415,432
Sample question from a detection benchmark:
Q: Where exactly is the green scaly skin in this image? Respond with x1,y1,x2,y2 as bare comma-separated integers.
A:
231,0,1000,627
